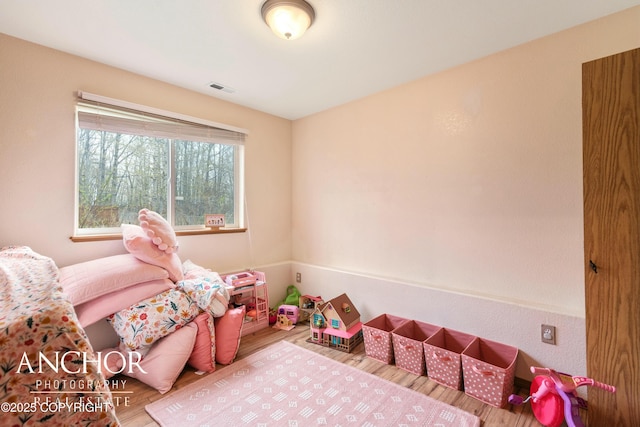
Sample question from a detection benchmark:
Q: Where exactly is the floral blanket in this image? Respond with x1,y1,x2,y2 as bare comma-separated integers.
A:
0,246,120,426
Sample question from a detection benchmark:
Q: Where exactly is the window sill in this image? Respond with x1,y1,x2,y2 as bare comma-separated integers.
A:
70,227,247,242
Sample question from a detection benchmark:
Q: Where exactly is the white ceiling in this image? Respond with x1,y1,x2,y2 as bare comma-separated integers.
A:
1,0,639,120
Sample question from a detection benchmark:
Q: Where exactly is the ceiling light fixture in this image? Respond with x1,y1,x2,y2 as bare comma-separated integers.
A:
261,0,315,40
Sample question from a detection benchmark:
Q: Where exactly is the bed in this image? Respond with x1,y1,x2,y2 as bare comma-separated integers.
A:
0,246,120,426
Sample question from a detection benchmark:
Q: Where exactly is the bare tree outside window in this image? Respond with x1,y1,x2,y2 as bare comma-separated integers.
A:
77,127,238,233
174,139,236,226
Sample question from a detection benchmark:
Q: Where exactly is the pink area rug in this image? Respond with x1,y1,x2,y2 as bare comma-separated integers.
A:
146,341,480,426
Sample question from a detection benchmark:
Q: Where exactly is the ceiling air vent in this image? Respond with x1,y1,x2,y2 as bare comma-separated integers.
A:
208,82,235,94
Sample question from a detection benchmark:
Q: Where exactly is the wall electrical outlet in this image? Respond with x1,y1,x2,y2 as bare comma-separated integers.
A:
541,324,556,345
296,272,302,283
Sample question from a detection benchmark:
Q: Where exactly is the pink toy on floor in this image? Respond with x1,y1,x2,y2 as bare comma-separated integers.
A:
509,366,615,427
277,305,299,324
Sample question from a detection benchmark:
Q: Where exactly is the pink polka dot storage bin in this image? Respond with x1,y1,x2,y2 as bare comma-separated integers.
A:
461,337,518,408
362,314,409,364
423,328,476,390
391,320,441,376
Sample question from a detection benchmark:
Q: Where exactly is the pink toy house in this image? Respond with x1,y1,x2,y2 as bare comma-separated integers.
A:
308,293,363,352
299,294,323,322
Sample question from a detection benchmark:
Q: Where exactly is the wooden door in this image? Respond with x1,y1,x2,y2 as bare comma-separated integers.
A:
583,47,640,426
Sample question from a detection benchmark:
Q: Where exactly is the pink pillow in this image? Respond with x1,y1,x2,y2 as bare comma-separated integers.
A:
138,208,179,254
187,312,216,373
124,323,197,394
121,224,184,282
74,278,174,327
59,254,170,305
214,306,245,365
98,347,124,380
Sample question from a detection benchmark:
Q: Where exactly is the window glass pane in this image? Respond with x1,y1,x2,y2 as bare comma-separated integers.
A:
76,97,244,236
174,140,236,226
77,128,168,230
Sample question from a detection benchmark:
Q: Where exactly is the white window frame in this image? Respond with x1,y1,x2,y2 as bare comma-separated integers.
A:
74,91,248,236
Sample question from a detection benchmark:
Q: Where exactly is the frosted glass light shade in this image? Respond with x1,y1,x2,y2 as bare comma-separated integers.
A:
261,0,315,40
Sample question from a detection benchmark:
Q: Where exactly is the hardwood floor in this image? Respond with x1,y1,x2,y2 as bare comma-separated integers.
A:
113,325,547,426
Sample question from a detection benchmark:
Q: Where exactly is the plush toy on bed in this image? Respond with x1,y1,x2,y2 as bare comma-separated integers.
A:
138,208,179,253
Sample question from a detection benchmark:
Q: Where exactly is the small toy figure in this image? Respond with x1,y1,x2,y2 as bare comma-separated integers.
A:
273,313,296,331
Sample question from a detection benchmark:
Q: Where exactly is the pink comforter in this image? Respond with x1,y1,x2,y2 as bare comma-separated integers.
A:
0,246,120,426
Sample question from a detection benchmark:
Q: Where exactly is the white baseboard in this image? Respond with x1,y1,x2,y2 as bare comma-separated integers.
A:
287,261,586,384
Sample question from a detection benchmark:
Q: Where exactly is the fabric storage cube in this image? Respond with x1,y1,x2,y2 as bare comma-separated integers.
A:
461,337,518,408
392,320,441,375
423,328,476,390
363,314,409,364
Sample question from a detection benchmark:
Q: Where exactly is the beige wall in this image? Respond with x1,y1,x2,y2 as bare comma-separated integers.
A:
0,33,292,272
292,6,640,318
290,8,639,379
1,7,639,377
